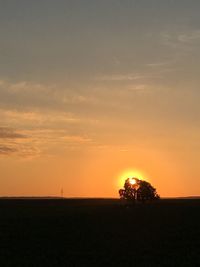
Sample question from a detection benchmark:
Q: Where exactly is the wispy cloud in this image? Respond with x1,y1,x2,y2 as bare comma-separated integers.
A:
146,61,172,68
0,127,26,139
0,127,37,157
0,76,101,158
0,79,95,112
95,73,156,82
0,126,94,158
177,30,200,43
160,32,179,48
0,109,80,128
160,29,200,49
0,145,17,155
61,135,92,144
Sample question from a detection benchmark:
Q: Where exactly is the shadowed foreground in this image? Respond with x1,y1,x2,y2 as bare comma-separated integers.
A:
0,198,199,266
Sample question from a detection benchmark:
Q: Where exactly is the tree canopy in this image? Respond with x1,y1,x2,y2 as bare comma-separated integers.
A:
119,178,160,202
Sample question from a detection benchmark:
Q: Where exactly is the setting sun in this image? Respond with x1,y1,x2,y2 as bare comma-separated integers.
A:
118,169,147,188
129,178,137,185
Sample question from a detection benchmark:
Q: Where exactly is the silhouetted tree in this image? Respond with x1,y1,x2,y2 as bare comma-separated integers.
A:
119,177,159,202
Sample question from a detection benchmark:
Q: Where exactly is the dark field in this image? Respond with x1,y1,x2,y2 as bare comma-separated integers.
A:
0,199,200,266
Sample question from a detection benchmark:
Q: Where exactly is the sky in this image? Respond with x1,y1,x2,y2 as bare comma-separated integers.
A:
0,0,200,197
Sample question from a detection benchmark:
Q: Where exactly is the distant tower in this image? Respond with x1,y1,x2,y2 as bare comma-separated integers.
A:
61,188,64,198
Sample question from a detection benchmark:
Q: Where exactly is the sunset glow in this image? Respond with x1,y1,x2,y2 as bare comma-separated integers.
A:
0,1,200,198
118,169,146,188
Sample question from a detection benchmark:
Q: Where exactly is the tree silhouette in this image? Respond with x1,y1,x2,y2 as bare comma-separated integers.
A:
119,177,159,202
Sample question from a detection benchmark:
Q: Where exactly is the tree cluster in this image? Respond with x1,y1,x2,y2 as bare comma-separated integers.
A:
119,178,160,202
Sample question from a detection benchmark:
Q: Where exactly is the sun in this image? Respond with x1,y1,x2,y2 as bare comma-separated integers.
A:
117,169,147,188
129,178,136,185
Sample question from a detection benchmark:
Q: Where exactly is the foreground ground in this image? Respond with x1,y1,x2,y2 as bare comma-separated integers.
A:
0,198,199,266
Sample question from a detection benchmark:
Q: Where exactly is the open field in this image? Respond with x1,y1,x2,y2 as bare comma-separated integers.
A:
0,198,199,266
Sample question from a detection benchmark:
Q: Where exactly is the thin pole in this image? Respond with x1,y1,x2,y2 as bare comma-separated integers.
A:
61,188,64,198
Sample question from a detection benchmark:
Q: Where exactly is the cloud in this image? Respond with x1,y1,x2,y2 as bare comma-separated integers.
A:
61,135,92,144
0,145,17,155
0,127,27,139
95,73,154,82
0,77,99,158
160,29,200,49
0,77,154,123
146,61,171,68
177,30,200,43
0,126,94,158
0,80,59,116
160,32,178,48
0,109,80,128
0,79,106,131
0,79,94,112
0,127,39,158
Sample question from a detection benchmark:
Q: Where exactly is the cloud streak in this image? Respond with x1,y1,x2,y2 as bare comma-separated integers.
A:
160,29,200,49
0,126,94,158
0,127,38,157
95,73,160,82
0,145,17,155
0,127,26,139
0,79,94,112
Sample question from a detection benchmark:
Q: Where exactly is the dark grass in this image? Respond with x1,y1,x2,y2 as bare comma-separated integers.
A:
0,198,200,266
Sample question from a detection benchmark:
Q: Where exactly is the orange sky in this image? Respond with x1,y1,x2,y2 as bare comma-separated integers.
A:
0,1,200,197
0,138,198,197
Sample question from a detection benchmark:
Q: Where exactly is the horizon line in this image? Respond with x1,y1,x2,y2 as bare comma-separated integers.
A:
0,196,200,200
